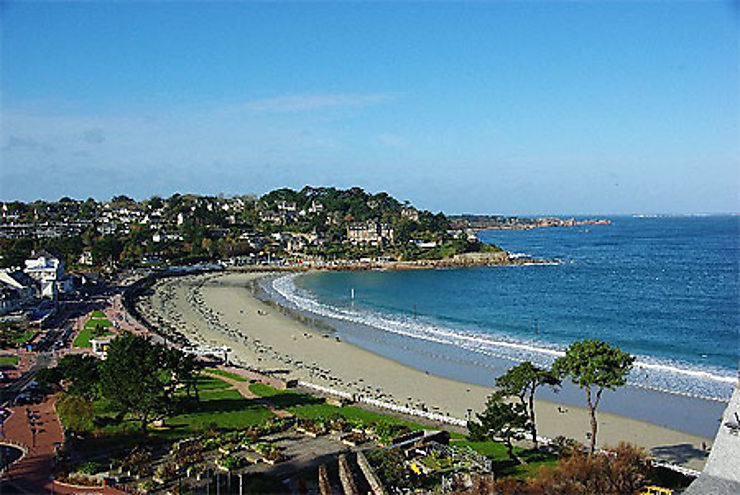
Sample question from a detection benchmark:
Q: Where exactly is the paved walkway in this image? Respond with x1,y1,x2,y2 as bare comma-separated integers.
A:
0,397,126,494
0,392,124,494
1,395,61,493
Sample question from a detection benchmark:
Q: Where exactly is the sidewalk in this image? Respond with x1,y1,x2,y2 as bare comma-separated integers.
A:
0,395,124,494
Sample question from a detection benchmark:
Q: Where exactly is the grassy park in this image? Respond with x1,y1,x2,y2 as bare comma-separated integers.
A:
72,328,114,348
58,373,276,445
0,355,20,366
206,368,249,382
49,333,650,492
73,311,116,348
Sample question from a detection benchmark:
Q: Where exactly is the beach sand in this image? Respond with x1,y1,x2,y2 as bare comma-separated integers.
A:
135,271,711,470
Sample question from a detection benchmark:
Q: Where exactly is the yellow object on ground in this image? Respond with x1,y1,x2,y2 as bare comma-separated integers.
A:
639,486,673,495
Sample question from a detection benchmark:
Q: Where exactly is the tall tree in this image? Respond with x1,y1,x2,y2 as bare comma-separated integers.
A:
99,333,188,432
468,391,528,460
57,354,101,400
553,340,634,454
496,361,560,449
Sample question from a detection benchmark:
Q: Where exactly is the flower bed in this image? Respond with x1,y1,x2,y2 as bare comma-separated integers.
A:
216,455,247,472
341,431,369,447
254,443,283,464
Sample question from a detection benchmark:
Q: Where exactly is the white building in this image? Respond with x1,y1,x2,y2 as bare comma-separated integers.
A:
24,250,72,299
90,336,112,358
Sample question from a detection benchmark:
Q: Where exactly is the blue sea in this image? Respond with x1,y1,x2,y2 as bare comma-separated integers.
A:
266,216,738,432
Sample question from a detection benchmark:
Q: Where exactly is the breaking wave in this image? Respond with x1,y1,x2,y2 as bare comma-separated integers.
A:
271,273,735,402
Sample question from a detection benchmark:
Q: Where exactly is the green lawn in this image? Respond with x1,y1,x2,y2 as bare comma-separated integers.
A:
207,368,249,382
249,382,298,397
249,383,428,430
197,374,234,391
84,319,113,330
73,328,114,348
91,310,107,318
12,330,37,345
449,438,558,480
59,373,274,447
0,356,20,366
167,389,274,432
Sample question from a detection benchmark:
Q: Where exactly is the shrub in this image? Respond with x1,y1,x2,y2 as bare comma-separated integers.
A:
171,439,203,466
366,449,417,489
120,447,152,477
374,421,410,445
56,394,94,433
255,443,282,461
528,443,651,494
218,455,246,470
154,461,177,482
139,479,157,493
549,436,585,457
76,461,103,475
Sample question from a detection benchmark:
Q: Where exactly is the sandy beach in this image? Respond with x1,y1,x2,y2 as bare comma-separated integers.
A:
134,271,712,470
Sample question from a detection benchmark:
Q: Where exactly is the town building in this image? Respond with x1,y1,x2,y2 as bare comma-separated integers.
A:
90,336,112,358
347,221,394,247
23,250,72,299
401,206,420,222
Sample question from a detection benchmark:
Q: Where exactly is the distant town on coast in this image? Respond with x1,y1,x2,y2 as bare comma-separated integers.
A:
0,186,608,277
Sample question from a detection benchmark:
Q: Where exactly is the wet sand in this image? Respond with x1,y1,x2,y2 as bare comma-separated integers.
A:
135,271,711,470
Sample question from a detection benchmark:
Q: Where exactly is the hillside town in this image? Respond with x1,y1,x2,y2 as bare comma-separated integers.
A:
0,187,484,274
0,187,504,323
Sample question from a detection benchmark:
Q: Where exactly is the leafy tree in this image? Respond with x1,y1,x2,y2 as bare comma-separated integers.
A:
100,333,194,432
496,361,561,449
468,391,528,460
163,347,200,402
553,340,634,454
61,355,101,400
79,198,98,219
0,238,33,268
92,235,123,265
147,195,164,210
56,393,94,433
41,354,102,400
41,235,83,266
111,195,135,205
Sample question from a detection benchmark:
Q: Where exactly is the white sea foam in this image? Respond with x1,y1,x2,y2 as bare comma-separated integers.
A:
270,274,736,401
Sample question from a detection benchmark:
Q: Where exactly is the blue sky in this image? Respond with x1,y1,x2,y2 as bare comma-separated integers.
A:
1,1,737,214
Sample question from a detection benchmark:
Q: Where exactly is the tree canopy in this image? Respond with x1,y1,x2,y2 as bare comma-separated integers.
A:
553,339,634,454
468,391,528,460
496,361,560,448
99,332,198,432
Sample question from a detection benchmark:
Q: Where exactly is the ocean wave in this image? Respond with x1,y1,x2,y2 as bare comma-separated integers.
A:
270,274,735,401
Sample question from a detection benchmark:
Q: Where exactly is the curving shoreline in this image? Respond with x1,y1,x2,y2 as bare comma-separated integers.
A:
133,271,712,470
